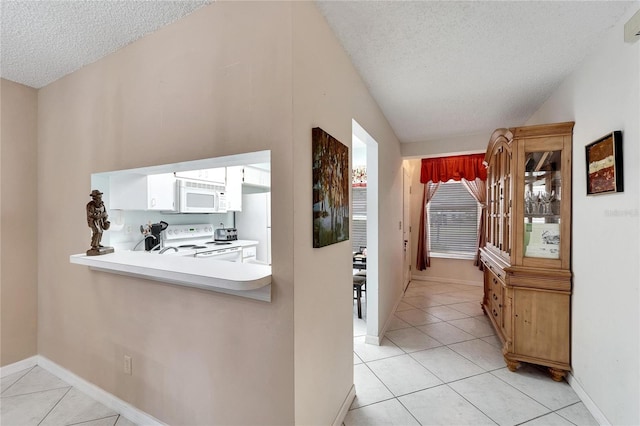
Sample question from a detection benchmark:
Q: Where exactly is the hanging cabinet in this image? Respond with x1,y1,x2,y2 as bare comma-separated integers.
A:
480,122,573,381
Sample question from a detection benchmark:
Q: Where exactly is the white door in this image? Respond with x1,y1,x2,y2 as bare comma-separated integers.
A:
403,167,411,291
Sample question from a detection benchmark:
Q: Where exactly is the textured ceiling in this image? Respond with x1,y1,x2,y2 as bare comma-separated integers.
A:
0,0,211,89
316,1,636,143
0,1,636,143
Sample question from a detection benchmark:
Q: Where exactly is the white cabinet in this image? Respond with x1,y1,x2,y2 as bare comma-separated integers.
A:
243,166,270,188
175,168,226,185
242,245,257,263
110,173,176,211
226,166,243,211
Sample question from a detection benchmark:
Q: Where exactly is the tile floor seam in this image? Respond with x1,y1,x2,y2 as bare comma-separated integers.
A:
349,286,589,426
553,401,585,426
386,326,446,353
394,395,424,425
36,386,72,426
0,365,37,396
67,414,119,426
359,361,398,404
441,381,501,426
550,400,584,413
443,339,505,371
414,361,489,385
365,355,445,399
1,385,72,399
347,395,397,411
488,369,570,413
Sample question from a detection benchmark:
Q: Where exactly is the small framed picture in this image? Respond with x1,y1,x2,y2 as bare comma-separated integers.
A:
585,131,623,195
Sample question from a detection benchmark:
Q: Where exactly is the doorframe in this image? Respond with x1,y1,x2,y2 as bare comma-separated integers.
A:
352,119,379,343
402,164,412,292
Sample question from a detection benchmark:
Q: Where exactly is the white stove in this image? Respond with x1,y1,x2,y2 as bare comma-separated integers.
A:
163,224,243,261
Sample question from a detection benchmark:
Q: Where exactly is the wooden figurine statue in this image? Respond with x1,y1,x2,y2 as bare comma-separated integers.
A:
86,189,114,256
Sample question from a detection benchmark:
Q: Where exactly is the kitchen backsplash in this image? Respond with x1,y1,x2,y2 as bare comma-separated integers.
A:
106,209,234,250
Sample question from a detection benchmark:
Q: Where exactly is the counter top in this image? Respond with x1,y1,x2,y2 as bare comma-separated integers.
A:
70,249,271,302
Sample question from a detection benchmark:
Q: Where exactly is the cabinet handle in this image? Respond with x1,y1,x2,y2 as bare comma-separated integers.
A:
499,304,502,308
493,310,498,317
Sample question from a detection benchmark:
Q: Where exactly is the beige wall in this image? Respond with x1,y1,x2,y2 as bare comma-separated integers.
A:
32,1,405,423
37,3,295,424
525,6,639,424
291,3,404,423
0,79,39,366
406,158,483,286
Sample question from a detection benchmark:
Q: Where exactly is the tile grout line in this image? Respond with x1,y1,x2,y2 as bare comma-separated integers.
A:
394,287,495,425
0,365,37,396
36,386,72,426
552,401,585,426
353,288,580,426
441,381,501,426
67,414,120,426
1,385,72,399
394,394,424,426
488,368,573,414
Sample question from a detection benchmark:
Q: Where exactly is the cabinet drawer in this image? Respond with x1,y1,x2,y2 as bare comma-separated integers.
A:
243,246,257,258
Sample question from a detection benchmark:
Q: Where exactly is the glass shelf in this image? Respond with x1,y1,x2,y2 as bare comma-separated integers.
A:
523,149,562,259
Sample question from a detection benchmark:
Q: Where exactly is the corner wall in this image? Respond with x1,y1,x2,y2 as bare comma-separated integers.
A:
36,3,295,424
0,79,38,366
526,6,640,424
291,3,404,423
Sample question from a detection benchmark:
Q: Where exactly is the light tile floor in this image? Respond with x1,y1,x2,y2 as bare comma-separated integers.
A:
349,280,598,426
1,366,136,426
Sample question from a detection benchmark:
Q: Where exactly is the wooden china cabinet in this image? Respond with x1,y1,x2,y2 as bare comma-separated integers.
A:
480,122,573,381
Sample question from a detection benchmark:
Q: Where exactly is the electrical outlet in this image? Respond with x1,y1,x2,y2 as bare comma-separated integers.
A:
123,355,132,375
126,225,132,234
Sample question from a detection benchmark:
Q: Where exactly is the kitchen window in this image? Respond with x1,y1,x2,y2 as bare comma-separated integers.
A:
352,186,367,252
428,180,479,259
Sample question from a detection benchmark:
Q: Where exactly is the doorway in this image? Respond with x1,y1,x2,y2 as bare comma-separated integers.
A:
403,164,411,292
352,119,379,343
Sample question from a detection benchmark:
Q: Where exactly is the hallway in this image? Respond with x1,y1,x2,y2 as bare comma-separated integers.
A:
348,280,596,425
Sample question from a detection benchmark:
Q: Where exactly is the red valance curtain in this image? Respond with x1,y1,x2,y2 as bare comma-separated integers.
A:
420,154,487,184
416,153,488,271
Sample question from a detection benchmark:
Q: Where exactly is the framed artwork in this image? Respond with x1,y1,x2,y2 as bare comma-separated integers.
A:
312,127,349,248
585,131,623,195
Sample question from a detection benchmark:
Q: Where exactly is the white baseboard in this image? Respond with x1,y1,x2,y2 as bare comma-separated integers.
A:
411,275,482,287
332,384,356,426
566,372,610,426
365,287,405,346
0,356,38,377
364,334,381,345
36,356,166,426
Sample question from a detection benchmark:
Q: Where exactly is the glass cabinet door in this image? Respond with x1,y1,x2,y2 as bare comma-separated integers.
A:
487,143,512,260
523,150,562,259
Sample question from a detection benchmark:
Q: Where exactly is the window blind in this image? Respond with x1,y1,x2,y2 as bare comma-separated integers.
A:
428,181,478,255
352,187,367,252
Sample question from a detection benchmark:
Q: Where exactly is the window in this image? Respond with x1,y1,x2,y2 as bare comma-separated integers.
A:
352,186,367,252
428,181,479,258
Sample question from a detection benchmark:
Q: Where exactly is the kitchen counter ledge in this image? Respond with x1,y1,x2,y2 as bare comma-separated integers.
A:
70,251,271,302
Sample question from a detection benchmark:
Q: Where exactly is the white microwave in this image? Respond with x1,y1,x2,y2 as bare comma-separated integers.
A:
178,180,227,213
